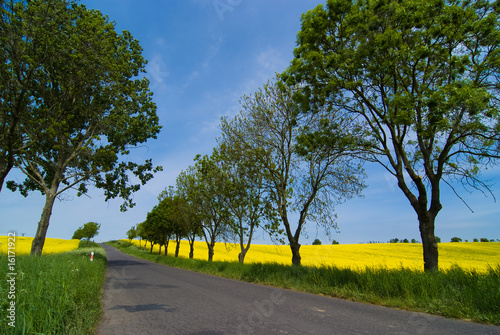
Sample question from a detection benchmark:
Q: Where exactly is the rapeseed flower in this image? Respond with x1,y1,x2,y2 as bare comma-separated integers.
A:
127,239,500,272
0,236,80,255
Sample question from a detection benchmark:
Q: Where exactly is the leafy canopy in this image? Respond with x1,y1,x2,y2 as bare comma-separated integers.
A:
4,0,162,210
282,0,500,271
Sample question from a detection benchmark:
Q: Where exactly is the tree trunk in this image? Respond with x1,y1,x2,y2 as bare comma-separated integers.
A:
158,244,162,255
0,162,13,193
189,241,194,259
175,238,180,258
207,244,214,262
290,241,301,266
31,192,57,255
150,241,154,254
238,250,247,264
86,238,90,246
419,213,439,272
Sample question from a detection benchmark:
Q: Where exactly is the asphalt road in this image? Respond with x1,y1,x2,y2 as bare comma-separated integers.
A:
96,244,500,335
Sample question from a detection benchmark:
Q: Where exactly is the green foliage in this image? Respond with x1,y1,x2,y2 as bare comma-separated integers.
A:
2,0,161,254
191,150,234,261
220,76,366,265
109,241,500,325
72,221,100,246
126,226,137,241
451,237,463,243
282,0,500,272
312,239,322,245
0,243,106,334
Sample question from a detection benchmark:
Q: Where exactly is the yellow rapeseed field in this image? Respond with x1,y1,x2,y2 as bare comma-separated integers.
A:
0,236,80,255
128,239,500,272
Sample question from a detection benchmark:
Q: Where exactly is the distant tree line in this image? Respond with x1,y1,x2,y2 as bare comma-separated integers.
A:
387,237,500,243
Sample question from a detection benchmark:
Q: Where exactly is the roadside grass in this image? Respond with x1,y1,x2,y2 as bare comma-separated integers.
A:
108,240,500,326
0,240,106,335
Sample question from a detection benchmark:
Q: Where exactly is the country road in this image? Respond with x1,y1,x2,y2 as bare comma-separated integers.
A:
96,244,499,335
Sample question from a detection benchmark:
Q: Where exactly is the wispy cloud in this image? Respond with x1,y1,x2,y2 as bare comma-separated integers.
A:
146,54,170,91
257,47,285,71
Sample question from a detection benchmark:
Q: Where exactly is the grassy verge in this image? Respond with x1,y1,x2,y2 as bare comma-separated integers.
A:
108,240,500,326
0,241,107,335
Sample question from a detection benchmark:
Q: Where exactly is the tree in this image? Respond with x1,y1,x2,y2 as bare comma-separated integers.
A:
312,239,322,245
136,221,151,251
283,0,500,271
389,238,400,244
191,151,233,262
126,226,137,242
221,77,366,265
451,237,462,242
175,168,203,259
4,0,162,255
157,186,192,258
72,221,100,246
144,198,177,256
216,141,281,263
332,240,340,245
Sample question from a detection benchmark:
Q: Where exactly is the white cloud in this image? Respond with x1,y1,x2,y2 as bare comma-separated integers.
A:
146,54,170,91
256,47,285,71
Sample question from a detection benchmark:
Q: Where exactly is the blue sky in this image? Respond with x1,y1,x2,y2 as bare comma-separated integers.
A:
1,0,499,245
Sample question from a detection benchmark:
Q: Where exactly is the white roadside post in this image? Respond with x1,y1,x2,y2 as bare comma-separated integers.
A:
90,251,94,261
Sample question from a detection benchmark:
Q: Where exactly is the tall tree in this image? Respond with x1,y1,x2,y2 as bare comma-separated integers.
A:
145,199,176,256
192,151,233,262
283,0,500,271
5,0,162,255
221,77,366,265
217,141,280,263
175,167,203,259
156,187,191,257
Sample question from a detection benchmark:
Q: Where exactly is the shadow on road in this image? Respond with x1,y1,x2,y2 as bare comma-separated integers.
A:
107,259,145,267
109,303,177,313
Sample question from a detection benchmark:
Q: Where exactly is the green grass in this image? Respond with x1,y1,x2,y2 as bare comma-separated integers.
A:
108,240,500,325
0,241,107,335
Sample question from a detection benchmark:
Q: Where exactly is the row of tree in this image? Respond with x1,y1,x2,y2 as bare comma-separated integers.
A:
137,0,500,272
451,237,500,243
133,77,366,264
